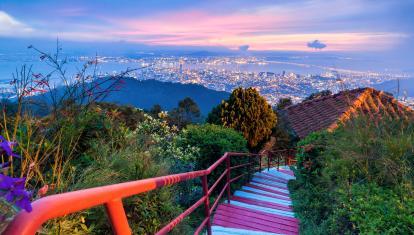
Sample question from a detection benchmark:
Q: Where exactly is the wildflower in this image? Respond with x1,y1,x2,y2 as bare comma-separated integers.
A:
32,73,42,79
34,79,49,87
31,88,47,93
37,185,48,197
28,162,35,170
0,174,32,212
0,136,20,158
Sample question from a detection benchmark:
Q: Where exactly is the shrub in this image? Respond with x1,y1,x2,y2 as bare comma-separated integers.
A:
168,97,201,129
44,114,198,234
177,124,249,204
290,117,414,234
178,124,248,170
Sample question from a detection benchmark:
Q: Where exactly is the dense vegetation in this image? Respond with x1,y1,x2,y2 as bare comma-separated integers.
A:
289,117,414,234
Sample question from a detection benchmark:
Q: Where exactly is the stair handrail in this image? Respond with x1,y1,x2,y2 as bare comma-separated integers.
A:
266,149,297,169
4,152,268,235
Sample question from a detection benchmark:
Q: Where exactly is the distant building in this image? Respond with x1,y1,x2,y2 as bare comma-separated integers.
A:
283,87,414,139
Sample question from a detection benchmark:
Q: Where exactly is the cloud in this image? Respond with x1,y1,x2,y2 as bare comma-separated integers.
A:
0,2,407,52
239,45,249,51
0,11,33,36
307,40,327,49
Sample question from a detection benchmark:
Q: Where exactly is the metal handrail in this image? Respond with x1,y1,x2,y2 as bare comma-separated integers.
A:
4,152,269,235
266,149,297,170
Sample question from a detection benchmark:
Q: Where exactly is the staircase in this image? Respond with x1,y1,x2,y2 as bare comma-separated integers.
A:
212,166,298,235
5,152,299,235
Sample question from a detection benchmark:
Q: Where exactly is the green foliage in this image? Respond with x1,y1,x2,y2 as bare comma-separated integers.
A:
177,124,249,205
178,124,248,170
44,114,198,234
344,184,414,234
221,87,277,148
206,104,223,125
304,90,332,101
276,97,293,110
169,97,201,129
289,117,414,234
96,103,146,130
270,112,298,151
2,96,198,234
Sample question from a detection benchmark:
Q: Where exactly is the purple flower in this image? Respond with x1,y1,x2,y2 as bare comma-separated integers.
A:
0,174,32,212
0,135,20,158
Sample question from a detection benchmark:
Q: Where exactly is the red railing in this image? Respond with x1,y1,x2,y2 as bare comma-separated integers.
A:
267,149,297,170
4,151,295,235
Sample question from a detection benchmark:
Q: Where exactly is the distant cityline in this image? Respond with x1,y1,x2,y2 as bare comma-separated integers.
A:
0,54,412,107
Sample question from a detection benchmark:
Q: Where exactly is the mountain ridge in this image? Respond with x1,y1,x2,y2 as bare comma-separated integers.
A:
100,78,229,115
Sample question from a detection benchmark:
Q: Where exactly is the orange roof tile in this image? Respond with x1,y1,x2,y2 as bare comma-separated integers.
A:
284,88,414,139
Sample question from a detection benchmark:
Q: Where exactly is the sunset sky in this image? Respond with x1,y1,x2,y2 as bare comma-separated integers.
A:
0,0,413,52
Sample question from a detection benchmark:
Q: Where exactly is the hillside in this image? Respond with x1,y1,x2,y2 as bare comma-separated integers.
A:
102,79,229,115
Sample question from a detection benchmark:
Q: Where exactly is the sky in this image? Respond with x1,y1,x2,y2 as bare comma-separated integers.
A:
0,0,413,53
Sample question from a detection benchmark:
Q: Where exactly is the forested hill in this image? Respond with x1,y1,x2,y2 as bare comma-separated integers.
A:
102,78,229,115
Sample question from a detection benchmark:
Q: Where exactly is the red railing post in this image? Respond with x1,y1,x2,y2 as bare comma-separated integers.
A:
267,152,271,171
226,154,231,203
277,152,280,170
105,199,131,235
202,175,212,235
259,154,262,172
247,155,251,180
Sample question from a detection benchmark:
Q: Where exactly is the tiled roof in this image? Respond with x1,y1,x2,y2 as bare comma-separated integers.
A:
284,88,414,139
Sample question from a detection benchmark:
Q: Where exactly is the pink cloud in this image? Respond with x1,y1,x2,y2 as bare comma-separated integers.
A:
25,5,405,52
101,9,404,51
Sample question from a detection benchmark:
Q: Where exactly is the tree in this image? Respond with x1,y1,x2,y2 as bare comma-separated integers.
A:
304,90,332,101
276,97,293,110
221,87,277,148
149,104,162,118
168,97,201,129
206,103,223,125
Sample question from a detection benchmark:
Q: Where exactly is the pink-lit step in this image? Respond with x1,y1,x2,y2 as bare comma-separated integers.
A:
231,196,293,212
211,167,299,235
213,204,298,234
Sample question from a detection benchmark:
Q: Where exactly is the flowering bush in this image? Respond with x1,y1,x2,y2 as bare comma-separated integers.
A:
133,113,199,162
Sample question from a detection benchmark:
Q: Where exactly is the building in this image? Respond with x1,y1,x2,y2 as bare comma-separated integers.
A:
283,87,414,139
